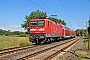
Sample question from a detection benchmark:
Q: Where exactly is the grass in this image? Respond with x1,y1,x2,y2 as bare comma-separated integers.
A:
78,54,84,59
59,56,62,59
0,36,32,50
56,56,62,60
82,39,88,50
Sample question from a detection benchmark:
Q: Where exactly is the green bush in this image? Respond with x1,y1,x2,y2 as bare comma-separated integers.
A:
19,42,25,46
0,48,3,50
78,54,84,59
19,42,29,46
83,39,88,43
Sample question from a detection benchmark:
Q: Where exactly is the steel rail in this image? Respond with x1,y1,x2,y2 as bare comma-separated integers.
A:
18,37,79,60
43,38,79,60
0,45,37,56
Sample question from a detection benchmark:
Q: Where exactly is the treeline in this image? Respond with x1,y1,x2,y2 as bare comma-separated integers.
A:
0,29,28,37
48,17,66,25
0,29,87,37
76,29,87,36
21,10,66,30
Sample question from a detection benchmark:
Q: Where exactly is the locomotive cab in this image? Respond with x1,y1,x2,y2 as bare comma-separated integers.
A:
28,19,47,44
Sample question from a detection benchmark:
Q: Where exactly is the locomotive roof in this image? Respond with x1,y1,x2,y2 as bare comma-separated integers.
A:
65,26,70,30
30,19,45,21
30,19,73,30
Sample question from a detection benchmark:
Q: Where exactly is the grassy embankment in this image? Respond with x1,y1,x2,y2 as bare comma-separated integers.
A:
58,37,89,60
77,37,90,60
0,36,32,50
82,37,88,50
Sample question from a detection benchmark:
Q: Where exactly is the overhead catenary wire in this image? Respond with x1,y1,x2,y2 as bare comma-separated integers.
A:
29,0,52,14
65,0,78,22
65,0,88,29
59,0,78,23
29,0,77,24
41,0,57,15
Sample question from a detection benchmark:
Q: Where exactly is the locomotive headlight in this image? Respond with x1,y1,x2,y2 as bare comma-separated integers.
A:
40,36,44,39
30,36,32,38
42,32,45,33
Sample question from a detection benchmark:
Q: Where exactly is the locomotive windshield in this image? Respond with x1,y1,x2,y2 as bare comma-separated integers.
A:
30,21,44,26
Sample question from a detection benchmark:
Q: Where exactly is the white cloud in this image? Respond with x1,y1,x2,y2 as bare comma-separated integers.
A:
0,25,26,32
10,25,21,28
0,27,5,30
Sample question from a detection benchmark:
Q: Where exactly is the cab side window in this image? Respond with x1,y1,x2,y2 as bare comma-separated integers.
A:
48,21,50,26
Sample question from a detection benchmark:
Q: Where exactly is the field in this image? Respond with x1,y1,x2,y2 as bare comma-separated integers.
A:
0,36,32,50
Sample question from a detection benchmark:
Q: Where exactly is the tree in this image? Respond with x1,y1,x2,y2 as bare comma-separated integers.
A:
0,29,4,35
60,20,66,25
88,27,90,36
88,19,90,36
21,10,66,30
76,29,87,36
88,19,90,27
48,17,66,25
21,10,47,30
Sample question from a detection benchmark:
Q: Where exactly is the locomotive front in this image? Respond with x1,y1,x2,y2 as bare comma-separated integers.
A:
28,19,46,44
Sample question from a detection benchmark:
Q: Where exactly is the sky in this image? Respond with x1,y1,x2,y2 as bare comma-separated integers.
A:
0,0,90,31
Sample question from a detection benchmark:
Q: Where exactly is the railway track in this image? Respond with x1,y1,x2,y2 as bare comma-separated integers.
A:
0,37,80,60
0,45,37,56
18,37,80,60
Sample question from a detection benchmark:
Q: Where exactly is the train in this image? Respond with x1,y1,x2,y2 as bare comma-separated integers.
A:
28,18,76,44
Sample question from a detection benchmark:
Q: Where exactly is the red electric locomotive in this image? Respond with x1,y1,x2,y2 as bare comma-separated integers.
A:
28,18,75,44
